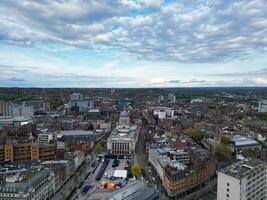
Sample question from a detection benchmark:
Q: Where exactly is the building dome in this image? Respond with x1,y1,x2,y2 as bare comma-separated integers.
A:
120,110,128,117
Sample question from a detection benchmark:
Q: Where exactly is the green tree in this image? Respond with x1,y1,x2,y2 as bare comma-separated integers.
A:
220,135,230,145
62,193,67,200
234,112,244,120
131,164,141,177
184,128,204,142
49,97,63,110
95,143,103,153
215,143,232,160
259,113,267,121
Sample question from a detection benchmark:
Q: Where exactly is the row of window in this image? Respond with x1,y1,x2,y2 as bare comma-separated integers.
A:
112,142,130,150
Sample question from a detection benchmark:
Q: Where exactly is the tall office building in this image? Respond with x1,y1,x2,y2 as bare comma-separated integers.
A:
168,93,176,103
217,159,267,200
0,101,13,118
0,101,34,118
258,100,267,113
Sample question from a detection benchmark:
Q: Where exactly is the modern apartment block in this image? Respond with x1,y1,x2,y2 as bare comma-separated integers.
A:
217,159,267,200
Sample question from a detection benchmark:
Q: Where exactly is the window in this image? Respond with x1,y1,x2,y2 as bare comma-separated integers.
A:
227,183,230,187
227,194,229,198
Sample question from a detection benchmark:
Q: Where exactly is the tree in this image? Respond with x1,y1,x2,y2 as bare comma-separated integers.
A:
259,113,267,121
95,143,103,153
214,143,232,160
220,135,230,145
131,164,141,177
184,128,204,142
234,112,244,120
49,97,63,110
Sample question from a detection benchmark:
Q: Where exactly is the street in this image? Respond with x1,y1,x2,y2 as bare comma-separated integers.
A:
134,123,169,200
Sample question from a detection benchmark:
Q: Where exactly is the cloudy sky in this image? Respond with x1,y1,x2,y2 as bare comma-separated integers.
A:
0,0,267,87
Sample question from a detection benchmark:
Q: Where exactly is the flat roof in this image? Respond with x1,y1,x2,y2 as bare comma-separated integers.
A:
220,159,265,179
230,135,259,147
101,181,157,200
57,130,95,138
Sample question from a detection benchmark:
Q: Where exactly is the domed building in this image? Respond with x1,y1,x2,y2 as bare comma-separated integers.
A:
107,111,139,156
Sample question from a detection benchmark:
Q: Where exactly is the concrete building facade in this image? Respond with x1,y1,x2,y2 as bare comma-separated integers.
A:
217,159,267,200
107,111,138,156
0,167,55,200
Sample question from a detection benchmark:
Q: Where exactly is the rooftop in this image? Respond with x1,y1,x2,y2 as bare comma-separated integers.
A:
101,181,158,200
220,159,266,179
57,130,95,139
230,135,259,147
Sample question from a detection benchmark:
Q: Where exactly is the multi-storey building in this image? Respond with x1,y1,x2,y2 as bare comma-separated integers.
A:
41,160,71,191
217,159,267,200
168,93,176,103
12,105,34,118
0,142,55,162
0,101,13,119
152,107,175,119
149,148,190,181
164,157,216,199
38,143,56,161
71,93,83,101
68,93,94,112
38,132,55,144
149,146,216,199
258,100,267,113
107,111,139,156
0,166,55,200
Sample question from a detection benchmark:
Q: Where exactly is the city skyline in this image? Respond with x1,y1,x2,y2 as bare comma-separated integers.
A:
0,0,267,87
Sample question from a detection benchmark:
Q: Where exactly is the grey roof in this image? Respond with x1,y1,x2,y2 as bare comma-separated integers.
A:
101,181,158,200
220,159,265,179
120,110,129,117
230,135,259,147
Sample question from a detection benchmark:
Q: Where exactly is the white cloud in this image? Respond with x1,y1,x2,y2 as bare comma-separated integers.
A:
0,0,267,63
256,77,267,85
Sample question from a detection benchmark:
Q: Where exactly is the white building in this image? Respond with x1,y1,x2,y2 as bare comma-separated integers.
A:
69,93,94,112
153,107,175,119
217,159,267,200
258,100,267,113
168,93,176,103
149,148,188,181
0,101,34,118
158,95,164,103
0,101,13,119
38,132,55,144
107,111,139,155
71,93,83,101
12,105,34,117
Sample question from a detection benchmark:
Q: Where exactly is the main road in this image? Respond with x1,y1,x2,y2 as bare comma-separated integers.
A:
134,122,169,200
